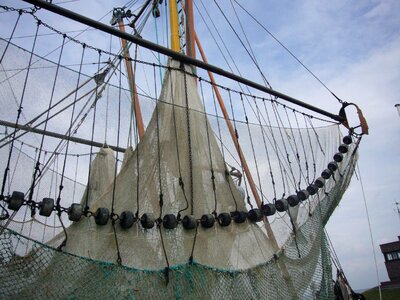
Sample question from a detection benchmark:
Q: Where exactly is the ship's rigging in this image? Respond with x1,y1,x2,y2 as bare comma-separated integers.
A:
0,1,367,299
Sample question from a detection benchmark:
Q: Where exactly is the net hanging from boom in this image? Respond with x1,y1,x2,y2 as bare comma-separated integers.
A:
0,4,361,299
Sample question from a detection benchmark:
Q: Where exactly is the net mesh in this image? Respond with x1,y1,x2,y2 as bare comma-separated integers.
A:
0,19,358,299
0,59,357,299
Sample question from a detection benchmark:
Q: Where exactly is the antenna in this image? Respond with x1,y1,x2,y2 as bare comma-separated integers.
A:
394,202,400,225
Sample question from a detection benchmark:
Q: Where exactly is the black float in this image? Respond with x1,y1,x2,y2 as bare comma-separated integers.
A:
247,208,263,222
261,203,276,216
307,184,318,195
182,215,197,230
338,144,349,154
201,214,215,228
333,152,343,162
218,212,231,226
321,169,332,179
328,161,338,172
94,207,110,225
314,177,325,188
120,211,135,229
8,191,24,211
140,213,155,229
163,214,178,229
343,135,352,145
287,194,299,207
39,198,54,217
68,203,82,222
275,198,289,212
297,190,309,202
232,211,247,223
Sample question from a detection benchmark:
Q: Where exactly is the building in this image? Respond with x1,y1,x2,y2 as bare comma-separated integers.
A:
380,236,400,287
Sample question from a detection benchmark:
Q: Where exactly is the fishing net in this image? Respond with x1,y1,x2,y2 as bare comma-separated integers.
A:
0,9,359,298
0,58,358,299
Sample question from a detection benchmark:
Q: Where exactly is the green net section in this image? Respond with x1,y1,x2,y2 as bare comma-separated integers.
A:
0,228,332,300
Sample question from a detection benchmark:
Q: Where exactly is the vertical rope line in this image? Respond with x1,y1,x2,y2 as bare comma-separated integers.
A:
170,68,189,216
210,86,237,210
199,79,218,214
56,44,86,250
8,142,23,194
154,64,163,207
72,154,79,203
153,63,170,278
28,35,66,204
307,117,325,155
0,10,21,64
53,154,59,237
292,111,310,185
14,147,38,252
238,92,265,202
35,150,46,242
39,151,48,243
262,100,286,198
253,96,277,200
283,106,303,190
84,50,101,212
181,64,194,214
132,46,140,219
301,114,316,184
1,22,40,199
57,44,86,206
105,35,112,144
111,58,123,265
271,102,297,191
222,90,238,210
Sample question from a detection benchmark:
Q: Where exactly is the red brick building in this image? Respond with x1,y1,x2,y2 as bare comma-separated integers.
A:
380,236,400,287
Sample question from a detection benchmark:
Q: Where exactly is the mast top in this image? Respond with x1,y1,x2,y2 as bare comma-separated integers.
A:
169,0,180,52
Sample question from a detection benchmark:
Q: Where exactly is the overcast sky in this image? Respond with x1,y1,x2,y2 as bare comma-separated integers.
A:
1,0,399,291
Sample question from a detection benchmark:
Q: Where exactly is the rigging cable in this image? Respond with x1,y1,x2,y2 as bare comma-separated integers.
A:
238,92,266,202
356,162,382,300
171,68,190,217
1,21,39,201
0,9,21,64
110,58,123,265
199,78,218,215
215,0,271,89
28,34,66,206
153,63,171,284
84,50,101,213
182,63,194,214
231,0,345,104
55,43,86,250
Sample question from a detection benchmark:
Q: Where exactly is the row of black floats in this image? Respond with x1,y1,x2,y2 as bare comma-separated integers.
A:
4,135,352,230
262,135,353,215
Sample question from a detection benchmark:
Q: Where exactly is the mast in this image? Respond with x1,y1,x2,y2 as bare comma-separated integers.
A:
169,0,180,52
185,0,196,73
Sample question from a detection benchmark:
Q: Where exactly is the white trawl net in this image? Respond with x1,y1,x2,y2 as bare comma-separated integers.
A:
1,59,358,299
